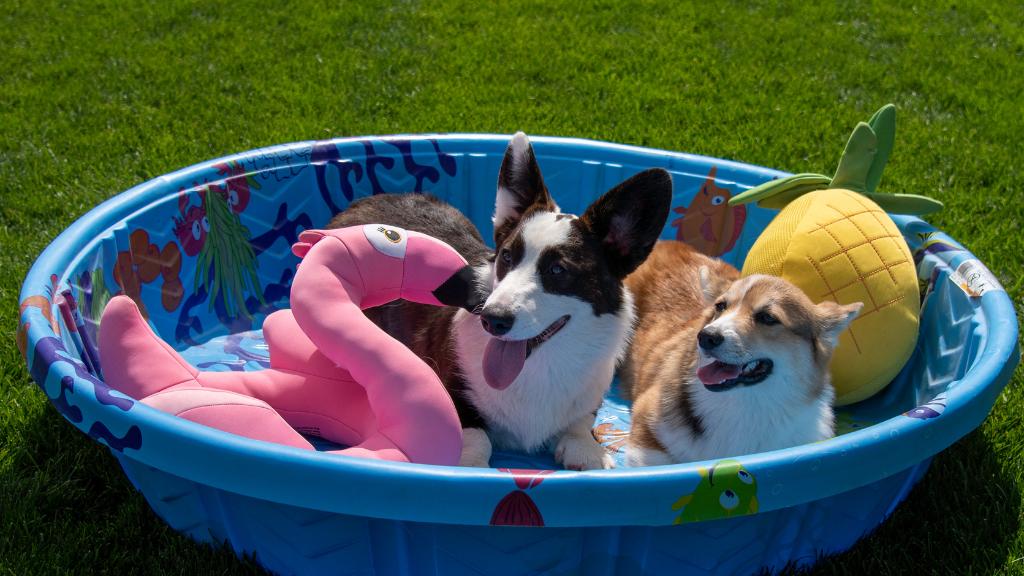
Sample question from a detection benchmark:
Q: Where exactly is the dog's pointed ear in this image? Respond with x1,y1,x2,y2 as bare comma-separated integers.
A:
816,301,863,347
580,168,673,278
493,132,556,246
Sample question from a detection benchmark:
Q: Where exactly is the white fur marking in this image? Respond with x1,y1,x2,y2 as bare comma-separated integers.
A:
492,133,559,226
653,380,834,465
455,288,635,454
486,213,575,341
459,427,493,468
493,186,519,228
554,414,614,470
627,446,676,467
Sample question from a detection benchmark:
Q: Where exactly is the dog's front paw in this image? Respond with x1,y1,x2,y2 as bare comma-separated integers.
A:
459,427,493,468
555,435,614,471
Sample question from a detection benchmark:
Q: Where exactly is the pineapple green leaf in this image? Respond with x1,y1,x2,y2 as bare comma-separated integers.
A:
728,173,831,207
755,182,833,209
831,122,877,194
861,192,945,215
729,104,942,215
865,104,896,194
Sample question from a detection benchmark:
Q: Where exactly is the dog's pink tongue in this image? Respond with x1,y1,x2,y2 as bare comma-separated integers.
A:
697,361,742,386
483,337,528,390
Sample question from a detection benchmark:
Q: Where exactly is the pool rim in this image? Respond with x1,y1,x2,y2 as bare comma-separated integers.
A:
20,134,1020,528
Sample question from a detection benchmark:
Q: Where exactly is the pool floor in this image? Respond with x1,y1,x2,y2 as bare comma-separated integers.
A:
180,330,880,470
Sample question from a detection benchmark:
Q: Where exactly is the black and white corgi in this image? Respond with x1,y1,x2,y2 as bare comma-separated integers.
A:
329,133,672,469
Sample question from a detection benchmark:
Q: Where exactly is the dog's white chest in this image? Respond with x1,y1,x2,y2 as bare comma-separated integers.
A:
452,309,629,452
660,386,834,464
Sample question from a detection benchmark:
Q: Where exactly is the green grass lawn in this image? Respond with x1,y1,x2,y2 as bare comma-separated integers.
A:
2,1,1022,574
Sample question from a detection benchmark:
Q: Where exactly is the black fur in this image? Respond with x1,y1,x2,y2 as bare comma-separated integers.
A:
579,168,674,279
535,225,624,316
327,194,490,265
328,193,491,431
529,167,674,316
494,234,525,282
674,386,706,438
493,134,556,246
490,168,672,317
414,305,487,430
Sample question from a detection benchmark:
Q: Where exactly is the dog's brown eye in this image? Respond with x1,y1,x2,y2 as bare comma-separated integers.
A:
500,249,512,264
714,301,727,312
755,310,779,325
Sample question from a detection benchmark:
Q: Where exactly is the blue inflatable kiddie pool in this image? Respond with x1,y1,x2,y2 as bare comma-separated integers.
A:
19,135,1019,575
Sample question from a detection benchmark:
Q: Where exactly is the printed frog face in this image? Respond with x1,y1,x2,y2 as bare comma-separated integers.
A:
214,160,256,214
672,459,758,524
174,204,209,257
223,177,251,214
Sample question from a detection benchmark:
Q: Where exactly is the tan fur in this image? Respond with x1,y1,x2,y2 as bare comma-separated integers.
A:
622,241,738,401
622,241,861,463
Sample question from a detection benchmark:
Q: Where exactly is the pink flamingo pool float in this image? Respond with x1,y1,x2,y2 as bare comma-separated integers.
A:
99,224,478,466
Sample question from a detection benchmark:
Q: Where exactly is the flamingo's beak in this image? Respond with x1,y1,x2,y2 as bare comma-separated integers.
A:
432,264,487,314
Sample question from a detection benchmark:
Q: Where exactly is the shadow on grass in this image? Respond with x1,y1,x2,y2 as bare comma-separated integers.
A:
0,400,266,575
791,430,1021,575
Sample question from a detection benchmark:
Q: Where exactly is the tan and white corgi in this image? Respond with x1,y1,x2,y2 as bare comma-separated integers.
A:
622,241,862,466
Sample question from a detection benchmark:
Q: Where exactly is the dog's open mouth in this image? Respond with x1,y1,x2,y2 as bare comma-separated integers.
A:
697,358,774,391
526,315,570,356
482,315,570,391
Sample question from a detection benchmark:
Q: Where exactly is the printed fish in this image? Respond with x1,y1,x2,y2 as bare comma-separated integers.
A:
17,274,61,358
672,459,758,524
112,229,184,316
671,167,746,257
592,422,629,453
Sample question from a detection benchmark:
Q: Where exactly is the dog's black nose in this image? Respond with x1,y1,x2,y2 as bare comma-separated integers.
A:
481,313,515,336
698,328,723,350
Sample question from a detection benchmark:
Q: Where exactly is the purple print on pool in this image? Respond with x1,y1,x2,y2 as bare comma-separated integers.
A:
88,421,142,453
905,394,947,420
312,141,365,212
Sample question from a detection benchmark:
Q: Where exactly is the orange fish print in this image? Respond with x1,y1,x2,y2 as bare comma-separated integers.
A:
112,229,184,318
17,274,61,358
592,422,629,454
671,167,746,257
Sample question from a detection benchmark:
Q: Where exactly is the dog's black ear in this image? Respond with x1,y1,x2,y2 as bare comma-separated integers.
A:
493,132,556,246
580,168,673,278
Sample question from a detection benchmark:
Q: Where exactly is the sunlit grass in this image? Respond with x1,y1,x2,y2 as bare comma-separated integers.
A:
2,1,1021,573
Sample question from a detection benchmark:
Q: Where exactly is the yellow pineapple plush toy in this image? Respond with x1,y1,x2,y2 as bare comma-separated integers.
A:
730,105,943,405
